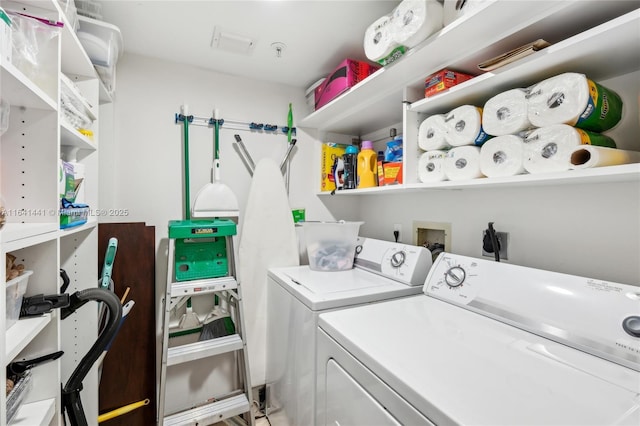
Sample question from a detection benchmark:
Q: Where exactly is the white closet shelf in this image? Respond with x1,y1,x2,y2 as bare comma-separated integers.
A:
1,224,59,251
58,220,97,238
0,62,57,110
318,164,640,196
5,315,52,361
10,398,56,426
60,122,97,150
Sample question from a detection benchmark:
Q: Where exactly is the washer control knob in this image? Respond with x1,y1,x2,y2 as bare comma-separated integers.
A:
444,266,466,288
622,316,640,338
390,251,406,268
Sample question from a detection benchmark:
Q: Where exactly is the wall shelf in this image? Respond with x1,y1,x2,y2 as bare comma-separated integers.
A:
410,9,640,115
318,164,640,196
11,398,56,426
299,1,638,136
0,62,57,110
5,315,52,361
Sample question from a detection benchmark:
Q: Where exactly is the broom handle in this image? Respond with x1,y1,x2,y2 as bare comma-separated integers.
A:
183,109,191,221
213,109,221,183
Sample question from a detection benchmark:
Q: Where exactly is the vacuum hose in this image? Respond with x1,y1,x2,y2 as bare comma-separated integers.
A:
61,288,123,426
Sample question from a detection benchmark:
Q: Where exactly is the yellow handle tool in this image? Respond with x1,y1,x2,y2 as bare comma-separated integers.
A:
98,398,150,423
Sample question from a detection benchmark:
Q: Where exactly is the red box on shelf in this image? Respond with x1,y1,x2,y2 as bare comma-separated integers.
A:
315,59,381,110
424,69,475,98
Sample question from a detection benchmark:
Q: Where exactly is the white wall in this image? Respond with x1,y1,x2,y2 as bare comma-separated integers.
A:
352,181,640,285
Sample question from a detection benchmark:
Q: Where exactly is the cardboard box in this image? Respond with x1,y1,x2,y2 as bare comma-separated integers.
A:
383,162,403,185
320,143,347,192
425,69,475,98
315,59,380,110
377,160,385,186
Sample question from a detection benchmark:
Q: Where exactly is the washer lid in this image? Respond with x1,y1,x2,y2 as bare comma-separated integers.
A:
268,265,422,310
319,296,640,426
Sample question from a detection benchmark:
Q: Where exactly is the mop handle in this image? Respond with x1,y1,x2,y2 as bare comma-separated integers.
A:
182,106,191,220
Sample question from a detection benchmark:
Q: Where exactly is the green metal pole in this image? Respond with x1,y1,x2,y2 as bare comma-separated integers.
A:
183,116,191,221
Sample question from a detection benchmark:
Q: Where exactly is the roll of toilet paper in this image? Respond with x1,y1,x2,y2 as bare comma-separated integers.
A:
390,0,443,48
364,15,396,62
482,89,532,136
418,114,450,151
443,0,490,26
443,145,484,181
479,135,526,178
523,124,616,174
569,146,640,169
444,105,491,147
527,72,623,132
418,150,448,183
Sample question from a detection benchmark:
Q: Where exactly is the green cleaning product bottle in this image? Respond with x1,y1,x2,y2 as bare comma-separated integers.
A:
357,140,377,188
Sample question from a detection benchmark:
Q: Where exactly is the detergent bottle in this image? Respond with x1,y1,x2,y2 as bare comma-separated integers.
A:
357,140,377,188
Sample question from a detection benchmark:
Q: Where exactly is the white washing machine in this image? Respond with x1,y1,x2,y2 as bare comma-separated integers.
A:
265,237,433,426
317,253,640,425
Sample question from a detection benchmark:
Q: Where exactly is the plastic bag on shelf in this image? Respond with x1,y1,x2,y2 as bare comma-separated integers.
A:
60,75,94,130
8,11,62,94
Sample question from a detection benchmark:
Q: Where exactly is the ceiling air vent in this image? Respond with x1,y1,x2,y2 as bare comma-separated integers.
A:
211,26,256,55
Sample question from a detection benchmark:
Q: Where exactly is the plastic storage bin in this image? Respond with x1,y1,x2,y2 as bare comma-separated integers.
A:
6,370,33,423
5,270,33,330
300,221,363,271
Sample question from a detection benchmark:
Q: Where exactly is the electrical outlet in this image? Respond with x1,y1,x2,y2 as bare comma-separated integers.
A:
482,231,509,260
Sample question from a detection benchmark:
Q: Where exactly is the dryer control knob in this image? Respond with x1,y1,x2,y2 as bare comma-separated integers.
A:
390,251,406,268
622,316,640,338
444,266,466,288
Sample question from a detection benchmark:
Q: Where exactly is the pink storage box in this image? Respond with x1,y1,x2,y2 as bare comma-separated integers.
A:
315,59,380,110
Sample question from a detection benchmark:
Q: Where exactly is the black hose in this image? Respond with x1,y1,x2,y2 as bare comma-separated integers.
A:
62,288,122,426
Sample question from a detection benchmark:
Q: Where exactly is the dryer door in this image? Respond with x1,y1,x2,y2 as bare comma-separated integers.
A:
326,359,401,425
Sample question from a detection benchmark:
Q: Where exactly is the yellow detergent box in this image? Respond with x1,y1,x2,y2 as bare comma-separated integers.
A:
320,142,347,192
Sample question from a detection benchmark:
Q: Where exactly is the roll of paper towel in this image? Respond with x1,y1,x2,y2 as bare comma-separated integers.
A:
569,146,640,169
390,0,443,48
527,72,623,132
443,145,484,181
364,15,396,62
482,89,532,136
479,135,526,178
418,114,450,151
418,150,448,182
444,105,491,147
523,124,616,174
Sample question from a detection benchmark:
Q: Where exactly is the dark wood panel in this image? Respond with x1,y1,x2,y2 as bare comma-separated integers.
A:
98,223,156,426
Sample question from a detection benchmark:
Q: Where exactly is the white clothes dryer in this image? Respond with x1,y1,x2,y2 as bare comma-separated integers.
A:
265,237,433,426
317,253,640,425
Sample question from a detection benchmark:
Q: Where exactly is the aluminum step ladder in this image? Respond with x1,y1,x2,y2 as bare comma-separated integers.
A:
158,220,254,426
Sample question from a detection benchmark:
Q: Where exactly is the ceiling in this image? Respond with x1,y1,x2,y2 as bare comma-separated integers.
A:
97,0,400,90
